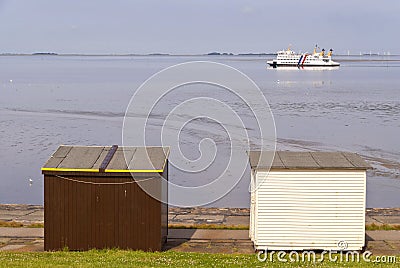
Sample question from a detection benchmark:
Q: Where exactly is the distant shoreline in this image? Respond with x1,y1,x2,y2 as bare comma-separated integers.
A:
1,53,399,58
1,54,399,64
0,53,276,57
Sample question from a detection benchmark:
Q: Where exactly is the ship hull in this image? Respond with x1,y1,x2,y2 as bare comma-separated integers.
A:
267,63,340,68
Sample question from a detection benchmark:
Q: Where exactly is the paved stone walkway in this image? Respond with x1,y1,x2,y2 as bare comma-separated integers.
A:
1,205,400,254
2,205,400,227
169,207,250,226
0,227,399,255
0,205,43,224
170,207,400,227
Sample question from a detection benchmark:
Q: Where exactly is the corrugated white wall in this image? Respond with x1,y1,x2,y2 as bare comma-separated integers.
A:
250,170,255,240
252,170,366,251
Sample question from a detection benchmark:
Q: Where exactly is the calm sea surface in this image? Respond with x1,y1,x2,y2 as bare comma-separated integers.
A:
0,55,399,207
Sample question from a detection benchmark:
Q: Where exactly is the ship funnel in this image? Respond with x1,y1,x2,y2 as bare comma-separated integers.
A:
320,48,325,56
327,49,333,57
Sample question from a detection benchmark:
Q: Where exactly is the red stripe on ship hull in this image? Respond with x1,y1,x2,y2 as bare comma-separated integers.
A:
301,54,308,65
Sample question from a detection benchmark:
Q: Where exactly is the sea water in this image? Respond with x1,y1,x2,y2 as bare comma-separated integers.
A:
0,55,399,207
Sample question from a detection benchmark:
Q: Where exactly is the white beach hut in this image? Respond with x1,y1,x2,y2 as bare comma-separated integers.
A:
249,151,371,251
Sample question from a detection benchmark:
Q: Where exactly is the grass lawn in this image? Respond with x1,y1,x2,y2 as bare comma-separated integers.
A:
0,250,398,267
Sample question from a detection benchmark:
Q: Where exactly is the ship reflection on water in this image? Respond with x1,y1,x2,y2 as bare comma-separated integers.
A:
274,79,333,88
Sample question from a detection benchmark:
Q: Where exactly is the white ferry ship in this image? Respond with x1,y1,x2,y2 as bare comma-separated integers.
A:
267,46,340,68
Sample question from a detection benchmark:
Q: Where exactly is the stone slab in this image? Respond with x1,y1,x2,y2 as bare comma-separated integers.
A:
0,210,31,216
365,216,382,225
367,208,400,216
366,241,400,255
224,216,250,226
169,207,250,216
0,238,10,244
168,229,196,239
366,230,400,241
385,241,400,252
15,211,44,222
0,227,44,238
366,241,390,251
0,215,17,221
0,244,26,251
168,229,250,240
174,215,224,222
372,216,400,225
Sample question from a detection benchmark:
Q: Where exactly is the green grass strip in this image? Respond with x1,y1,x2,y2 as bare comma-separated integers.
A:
0,250,398,267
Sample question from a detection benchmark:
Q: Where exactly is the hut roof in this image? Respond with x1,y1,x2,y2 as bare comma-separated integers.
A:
249,151,371,170
42,145,169,173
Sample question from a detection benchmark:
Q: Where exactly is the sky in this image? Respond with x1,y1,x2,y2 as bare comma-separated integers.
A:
0,0,399,55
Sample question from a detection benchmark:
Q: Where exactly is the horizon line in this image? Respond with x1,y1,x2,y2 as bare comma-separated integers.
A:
1,52,399,57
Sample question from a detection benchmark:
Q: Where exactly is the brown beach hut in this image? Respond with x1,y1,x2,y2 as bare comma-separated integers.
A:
42,145,169,251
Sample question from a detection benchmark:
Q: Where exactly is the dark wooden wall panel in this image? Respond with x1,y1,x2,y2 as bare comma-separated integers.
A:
44,173,167,251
